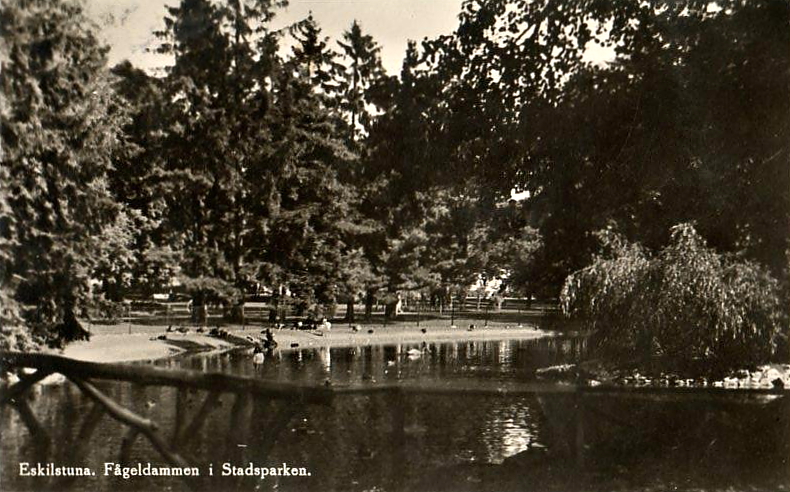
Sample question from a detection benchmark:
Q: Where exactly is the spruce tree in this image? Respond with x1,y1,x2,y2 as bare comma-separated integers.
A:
336,20,386,142
1,0,128,347
154,0,281,322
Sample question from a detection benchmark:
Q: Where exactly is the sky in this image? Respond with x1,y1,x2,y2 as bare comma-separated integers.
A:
84,0,466,76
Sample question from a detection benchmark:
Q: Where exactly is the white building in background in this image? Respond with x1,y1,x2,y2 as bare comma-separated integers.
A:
468,274,505,298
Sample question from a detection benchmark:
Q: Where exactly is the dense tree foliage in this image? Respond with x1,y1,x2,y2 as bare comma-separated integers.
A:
1,0,787,366
418,0,790,294
1,0,129,348
108,62,177,300
152,0,264,320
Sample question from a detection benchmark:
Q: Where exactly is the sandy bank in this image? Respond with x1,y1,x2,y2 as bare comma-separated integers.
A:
60,323,550,363
61,333,236,363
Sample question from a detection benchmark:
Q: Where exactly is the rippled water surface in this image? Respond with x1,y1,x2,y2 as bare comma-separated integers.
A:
2,336,788,492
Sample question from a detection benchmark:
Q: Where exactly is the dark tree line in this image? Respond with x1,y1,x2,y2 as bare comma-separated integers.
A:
1,0,788,351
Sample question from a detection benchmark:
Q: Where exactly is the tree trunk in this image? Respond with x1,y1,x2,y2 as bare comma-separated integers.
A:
56,302,91,343
345,300,355,322
102,278,123,302
364,290,375,321
198,304,208,326
326,301,337,320
226,301,245,324
268,295,279,322
191,294,207,326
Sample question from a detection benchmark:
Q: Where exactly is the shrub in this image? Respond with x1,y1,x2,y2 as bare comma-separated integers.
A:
561,224,787,374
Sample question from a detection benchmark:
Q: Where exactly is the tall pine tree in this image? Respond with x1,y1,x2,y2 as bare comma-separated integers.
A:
1,0,128,347
336,20,386,143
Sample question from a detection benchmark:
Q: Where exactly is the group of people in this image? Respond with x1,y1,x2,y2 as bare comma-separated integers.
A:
251,328,277,364
275,317,332,331
254,328,277,351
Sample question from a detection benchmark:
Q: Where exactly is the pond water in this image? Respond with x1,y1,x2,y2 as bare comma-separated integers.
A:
2,336,788,492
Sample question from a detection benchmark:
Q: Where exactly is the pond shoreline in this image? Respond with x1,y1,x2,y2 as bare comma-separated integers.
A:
60,323,552,364
61,332,237,363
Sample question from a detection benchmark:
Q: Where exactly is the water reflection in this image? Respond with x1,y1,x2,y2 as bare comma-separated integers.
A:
2,336,788,492
481,402,540,462
318,346,331,373
160,337,583,387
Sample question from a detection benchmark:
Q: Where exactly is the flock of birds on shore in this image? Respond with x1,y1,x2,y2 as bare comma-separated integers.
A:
149,324,227,340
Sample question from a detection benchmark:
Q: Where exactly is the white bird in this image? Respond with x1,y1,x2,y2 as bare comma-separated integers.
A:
407,347,426,357
253,352,265,364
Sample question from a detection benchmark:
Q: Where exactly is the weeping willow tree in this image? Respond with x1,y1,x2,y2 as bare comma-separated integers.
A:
561,224,787,375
